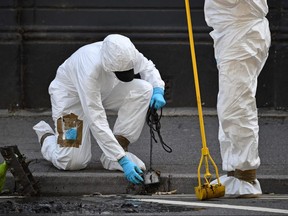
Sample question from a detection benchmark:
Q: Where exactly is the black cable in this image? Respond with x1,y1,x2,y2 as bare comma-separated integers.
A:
146,107,172,154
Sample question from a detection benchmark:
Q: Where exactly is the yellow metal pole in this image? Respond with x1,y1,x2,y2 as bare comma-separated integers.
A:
184,0,208,150
184,0,225,199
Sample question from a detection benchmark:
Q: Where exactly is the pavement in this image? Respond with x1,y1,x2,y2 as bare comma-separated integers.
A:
0,107,287,196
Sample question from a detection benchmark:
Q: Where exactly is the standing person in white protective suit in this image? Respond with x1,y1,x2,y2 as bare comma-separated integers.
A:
204,0,271,197
33,34,166,185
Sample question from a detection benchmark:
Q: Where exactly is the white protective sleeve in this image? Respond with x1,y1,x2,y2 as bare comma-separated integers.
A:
134,51,165,90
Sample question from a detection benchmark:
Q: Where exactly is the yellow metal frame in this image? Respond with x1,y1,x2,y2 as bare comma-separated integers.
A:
184,0,224,200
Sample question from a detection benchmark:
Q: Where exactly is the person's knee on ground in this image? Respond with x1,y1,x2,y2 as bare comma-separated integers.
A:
56,154,89,171
33,121,90,171
48,144,90,171
40,135,90,171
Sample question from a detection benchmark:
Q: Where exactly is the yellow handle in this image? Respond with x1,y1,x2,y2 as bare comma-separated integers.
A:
184,0,207,150
185,0,223,188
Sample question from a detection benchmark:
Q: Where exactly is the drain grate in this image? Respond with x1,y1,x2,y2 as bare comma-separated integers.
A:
0,145,39,196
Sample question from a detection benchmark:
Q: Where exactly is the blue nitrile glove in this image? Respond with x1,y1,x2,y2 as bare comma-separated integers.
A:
118,156,144,185
149,87,166,110
65,128,77,140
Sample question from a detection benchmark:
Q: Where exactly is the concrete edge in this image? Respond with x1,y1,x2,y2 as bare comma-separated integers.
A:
0,108,287,118
4,173,288,196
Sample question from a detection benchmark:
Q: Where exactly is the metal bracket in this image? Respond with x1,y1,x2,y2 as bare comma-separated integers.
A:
0,145,39,196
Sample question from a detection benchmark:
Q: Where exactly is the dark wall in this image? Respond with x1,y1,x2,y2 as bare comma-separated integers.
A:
1,0,287,110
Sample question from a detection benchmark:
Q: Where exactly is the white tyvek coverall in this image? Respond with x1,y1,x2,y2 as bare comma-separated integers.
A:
34,34,165,171
204,0,271,195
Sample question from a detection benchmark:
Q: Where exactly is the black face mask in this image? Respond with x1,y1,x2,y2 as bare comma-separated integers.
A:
114,69,134,82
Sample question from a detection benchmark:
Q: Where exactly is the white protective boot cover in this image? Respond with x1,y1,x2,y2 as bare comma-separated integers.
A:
100,152,146,172
211,175,262,197
33,121,55,143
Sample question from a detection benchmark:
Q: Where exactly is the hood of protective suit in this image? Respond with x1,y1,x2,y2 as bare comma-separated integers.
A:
101,34,137,72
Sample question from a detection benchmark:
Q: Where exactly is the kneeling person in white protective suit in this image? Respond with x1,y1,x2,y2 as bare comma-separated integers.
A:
204,0,271,197
33,34,166,185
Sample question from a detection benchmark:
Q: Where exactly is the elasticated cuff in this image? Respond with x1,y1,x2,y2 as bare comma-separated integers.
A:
153,87,164,95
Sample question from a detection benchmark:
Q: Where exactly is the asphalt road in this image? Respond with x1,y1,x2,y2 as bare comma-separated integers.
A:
0,194,287,215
